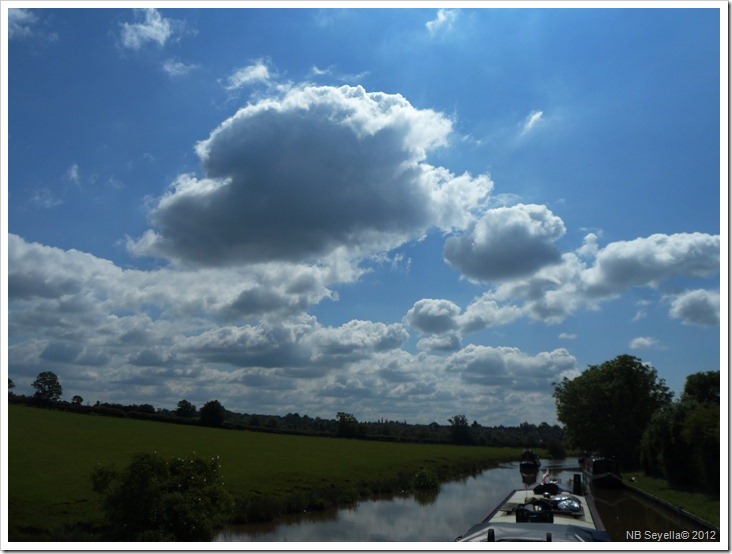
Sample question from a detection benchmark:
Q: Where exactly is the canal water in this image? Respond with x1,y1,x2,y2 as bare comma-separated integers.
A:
216,459,715,542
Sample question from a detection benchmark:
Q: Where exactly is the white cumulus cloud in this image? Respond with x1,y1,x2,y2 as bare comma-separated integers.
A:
582,233,720,297
630,336,659,349
668,289,720,326
129,84,492,267
404,298,461,334
444,203,566,282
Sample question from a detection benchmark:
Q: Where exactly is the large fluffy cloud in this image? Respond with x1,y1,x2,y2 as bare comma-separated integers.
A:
437,231,721,333
446,345,577,391
8,232,583,424
129,84,492,266
582,233,720,297
443,204,566,282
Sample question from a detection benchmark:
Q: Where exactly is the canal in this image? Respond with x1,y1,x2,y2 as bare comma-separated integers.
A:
217,459,717,542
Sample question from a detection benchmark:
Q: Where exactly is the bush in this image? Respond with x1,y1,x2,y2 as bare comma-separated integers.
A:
545,438,566,459
413,468,439,490
91,452,232,541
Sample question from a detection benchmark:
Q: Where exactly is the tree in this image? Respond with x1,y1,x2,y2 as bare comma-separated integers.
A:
553,354,672,469
448,414,473,445
681,370,719,404
336,412,361,438
8,378,15,396
640,370,720,494
32,371,63,403
71,395,84,405
176,399,197,418
91,452,231,540
199,400,226,427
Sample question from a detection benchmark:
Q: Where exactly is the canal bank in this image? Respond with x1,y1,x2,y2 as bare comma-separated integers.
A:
592,484,719,542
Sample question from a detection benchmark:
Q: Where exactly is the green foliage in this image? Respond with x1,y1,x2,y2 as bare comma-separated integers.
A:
640,371,720,495
681,370,720,404
544,438,566,459
72,395,84,405
335,412,362,438
413,468,439,490
553,354,673,468
9,378,15,394
90,463,118,494
176,399,197,418
90,452,232,541
32,371,63,403
448,414,473,445
199,400,225,427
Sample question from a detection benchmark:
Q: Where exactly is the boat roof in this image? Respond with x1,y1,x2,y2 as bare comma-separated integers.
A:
458,521,611,542
457,486,610,542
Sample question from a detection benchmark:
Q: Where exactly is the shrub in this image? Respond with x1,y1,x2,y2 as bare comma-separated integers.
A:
90,452,232,541
413,468,439,490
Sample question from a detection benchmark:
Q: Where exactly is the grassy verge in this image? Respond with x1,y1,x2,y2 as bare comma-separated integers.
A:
9,404,523,541
624,471,720,529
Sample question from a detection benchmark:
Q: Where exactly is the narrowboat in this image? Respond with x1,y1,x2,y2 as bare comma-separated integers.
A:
579,454,623,488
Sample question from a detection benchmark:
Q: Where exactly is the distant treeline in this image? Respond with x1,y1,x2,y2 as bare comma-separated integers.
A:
7,393,564,452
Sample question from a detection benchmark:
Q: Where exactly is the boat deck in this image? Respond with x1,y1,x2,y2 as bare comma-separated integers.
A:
489,489,599,529
457,483,610,542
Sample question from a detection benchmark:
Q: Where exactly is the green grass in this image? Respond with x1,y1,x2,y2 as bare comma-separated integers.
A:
624,471,720,529
9,404,523,540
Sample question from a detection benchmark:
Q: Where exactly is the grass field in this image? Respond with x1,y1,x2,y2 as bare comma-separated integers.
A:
8,404,524,540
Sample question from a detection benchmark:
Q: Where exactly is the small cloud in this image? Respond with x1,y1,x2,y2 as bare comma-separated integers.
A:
520,110,544,136
310,65,369,84
8,8,57,42
8,8,38,39
311,65,332,76
30,188,63,208
162,59,199,77
630,336,659,350
106,176,124,189
668,289,719,326
632,310,647,322
426,8,458,36
558,333,577,340
65,163,80,184
224,60,271,90
120,8,179,51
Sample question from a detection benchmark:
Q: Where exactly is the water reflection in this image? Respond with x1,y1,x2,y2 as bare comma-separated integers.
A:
217,462,581,542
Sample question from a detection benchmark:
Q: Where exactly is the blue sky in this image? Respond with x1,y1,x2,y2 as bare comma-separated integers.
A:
4,5,725,425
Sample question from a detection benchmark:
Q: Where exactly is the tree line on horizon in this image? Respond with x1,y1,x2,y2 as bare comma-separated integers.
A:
10,352,720,491
8,371,564,449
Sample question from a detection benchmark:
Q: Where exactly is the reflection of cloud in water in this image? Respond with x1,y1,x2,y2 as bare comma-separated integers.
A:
219,462,586,542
